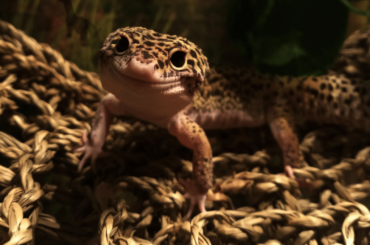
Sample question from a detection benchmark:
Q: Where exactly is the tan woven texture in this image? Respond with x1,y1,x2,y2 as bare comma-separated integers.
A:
1,19,370,245
331,25,370,79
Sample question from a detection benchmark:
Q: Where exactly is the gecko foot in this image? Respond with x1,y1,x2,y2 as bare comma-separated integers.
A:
283,165,312,189
178,179,207,220
74,129,102,172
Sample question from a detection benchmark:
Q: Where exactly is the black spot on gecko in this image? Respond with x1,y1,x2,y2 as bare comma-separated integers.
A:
187,59,195,66
312,77,318,82
328,84,333,91
156,38,169,42
190,50,197,58
142,34,154,40
141,50,153,59
341,87,347,93
320,83,326,90
157,60,164,69
144,41,155,46
327,94,333,103
344,96,352,105
309,88,319,97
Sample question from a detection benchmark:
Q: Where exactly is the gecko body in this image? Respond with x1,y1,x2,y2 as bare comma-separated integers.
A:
76,27,369,219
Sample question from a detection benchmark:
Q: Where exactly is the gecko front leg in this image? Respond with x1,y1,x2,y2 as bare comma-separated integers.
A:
75,93,127,171
268,105,308,182
269,116,304,177
267,113,311,188
168,113,213,219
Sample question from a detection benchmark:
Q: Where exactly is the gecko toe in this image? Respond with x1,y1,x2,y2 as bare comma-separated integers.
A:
179,179,208,220
283,165,312,189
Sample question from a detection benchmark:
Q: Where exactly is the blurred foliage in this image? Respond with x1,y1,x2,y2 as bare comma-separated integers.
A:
341,0,370,17
1,0,242,72
227,0,349,76
0,0,368,76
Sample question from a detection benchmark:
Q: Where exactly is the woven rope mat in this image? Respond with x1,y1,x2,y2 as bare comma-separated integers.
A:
1,20,370,245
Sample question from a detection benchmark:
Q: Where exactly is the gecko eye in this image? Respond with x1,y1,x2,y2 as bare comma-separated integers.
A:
115,36,129,53
170,51,187,68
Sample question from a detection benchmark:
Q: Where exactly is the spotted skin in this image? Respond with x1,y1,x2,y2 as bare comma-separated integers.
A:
100,26,208,81
190,67,370,171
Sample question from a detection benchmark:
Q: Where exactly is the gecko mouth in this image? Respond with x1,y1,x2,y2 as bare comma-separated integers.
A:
108,61,202,95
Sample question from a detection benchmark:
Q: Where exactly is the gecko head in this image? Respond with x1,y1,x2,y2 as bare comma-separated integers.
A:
99,26,209,98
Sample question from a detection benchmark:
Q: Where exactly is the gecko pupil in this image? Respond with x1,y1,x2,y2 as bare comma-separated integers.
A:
170,51,186,68
116,36,129,53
